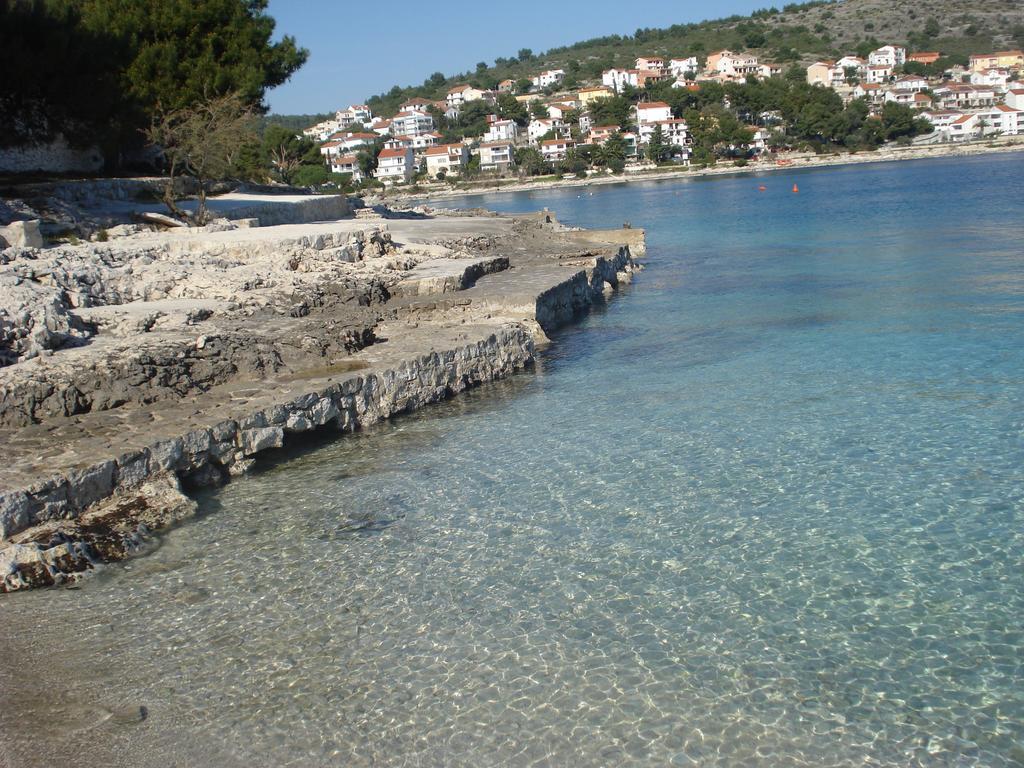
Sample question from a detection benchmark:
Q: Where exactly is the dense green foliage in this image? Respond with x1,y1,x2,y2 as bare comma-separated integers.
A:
0,0,307,153
363,0,1015,120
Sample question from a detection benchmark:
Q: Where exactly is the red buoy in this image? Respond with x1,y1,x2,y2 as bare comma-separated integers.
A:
792,184,799,193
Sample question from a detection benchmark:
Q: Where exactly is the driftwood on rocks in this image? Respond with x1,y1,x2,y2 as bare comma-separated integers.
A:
136,211,187,228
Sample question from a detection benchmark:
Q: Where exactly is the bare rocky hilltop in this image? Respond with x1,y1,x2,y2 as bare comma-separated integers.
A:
0,184,644,592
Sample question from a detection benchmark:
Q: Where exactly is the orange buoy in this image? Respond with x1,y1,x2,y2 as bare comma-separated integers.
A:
792,183,799,193
758,185,767,191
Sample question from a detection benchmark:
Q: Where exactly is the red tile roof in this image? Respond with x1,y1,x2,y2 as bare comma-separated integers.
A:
378,148,409,159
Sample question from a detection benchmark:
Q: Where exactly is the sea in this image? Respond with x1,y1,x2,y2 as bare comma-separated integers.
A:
1,153,1023,767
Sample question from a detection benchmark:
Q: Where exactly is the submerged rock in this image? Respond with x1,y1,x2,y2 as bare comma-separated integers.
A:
0,473,196,592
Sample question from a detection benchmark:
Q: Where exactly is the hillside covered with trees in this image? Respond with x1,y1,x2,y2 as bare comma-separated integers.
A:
358,0,1024,117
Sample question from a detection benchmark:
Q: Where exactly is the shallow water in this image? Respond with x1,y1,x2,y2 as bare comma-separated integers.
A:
2,154,1024,767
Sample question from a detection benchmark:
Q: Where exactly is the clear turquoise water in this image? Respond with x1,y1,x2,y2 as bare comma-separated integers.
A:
2,155,1023,767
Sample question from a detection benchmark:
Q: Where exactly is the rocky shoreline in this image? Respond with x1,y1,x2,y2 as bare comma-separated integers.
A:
0,196,643,592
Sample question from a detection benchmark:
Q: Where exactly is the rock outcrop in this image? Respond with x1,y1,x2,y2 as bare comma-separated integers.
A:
0,201,645,591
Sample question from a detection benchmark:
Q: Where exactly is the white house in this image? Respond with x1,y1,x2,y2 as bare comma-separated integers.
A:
320,132,376,156
669,57,700,77
409,132,441,150
390,109,434,137
707,50,761,80
532,69,565,89
424,144,469,178
328,154,364,182
528,118,568,144
924,106,1022,141
634,101,672,125
540,138,574,162
853,83,885,103
836,55,867,73
374,147,415,184
446,85,495,109
641,119,691,164
338,105,372,128
892,75,928,92
369,118,392,136
639,118,689,147
869,45,907,68
484,119,519,143
865,65,893,84
1006,88,1024,109
970,68,1011,88
921,110,965,131
933,84,997,110
383,135,413,151
602,68,639,91
479,141,515,171
545,102,576,120
885,89,932,108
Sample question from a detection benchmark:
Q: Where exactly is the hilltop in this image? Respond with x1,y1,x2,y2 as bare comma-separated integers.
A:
348,0,1023,116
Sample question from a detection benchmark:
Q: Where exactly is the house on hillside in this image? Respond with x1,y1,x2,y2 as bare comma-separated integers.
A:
641,119,691,164
546,102,577,120
865,65,893,85
424,144,469,178
969,51,1024,73
338,105,373,127
532,70,565,89
852,83,884,104
884,90,932,108
390,109,434,137
483,118,519,143
806,61,838,88
479,141,516,171
374,147,415,184
602,68,638,91
634,101,672,126
933,83,997,110
369,118,392,136
635,57,665,72
1006,88,1024,109
669,57,700,77
304,118,343,142
328,154,364,182
320,132,377,155
578,86,614,105
528,118,569,144
587,125,620,144
498,79,516,93
970,68,1012,88
446,85,495,109
931,105,1022,141
540,138,574,162
706,50,761,81
869,45,907,68
892,75,927,92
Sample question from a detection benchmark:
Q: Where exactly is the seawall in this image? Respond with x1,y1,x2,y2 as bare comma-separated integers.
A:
0,236,642,591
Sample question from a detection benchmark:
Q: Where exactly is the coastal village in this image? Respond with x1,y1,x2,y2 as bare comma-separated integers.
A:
304,46,1024,186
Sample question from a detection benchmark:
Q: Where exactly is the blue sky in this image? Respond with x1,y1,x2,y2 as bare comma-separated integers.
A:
264,0,766,114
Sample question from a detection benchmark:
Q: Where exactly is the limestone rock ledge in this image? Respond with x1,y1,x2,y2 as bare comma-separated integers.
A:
0,325,535,591
0,228,642,592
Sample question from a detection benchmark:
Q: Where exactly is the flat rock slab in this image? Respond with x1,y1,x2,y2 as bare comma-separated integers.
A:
0,322,512,495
